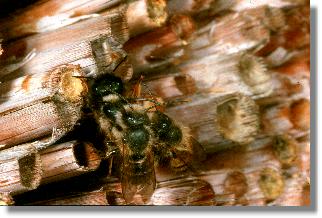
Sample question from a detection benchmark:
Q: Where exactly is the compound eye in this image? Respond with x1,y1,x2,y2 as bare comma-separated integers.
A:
123,111,149,126
125,127,150,152
102,101,125,121
161,125,182,146
93,75,123,96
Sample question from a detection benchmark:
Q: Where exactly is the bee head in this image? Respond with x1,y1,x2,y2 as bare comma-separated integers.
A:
92,74,123,97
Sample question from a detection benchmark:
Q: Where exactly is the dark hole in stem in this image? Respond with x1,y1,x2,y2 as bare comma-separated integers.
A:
73,143,89,168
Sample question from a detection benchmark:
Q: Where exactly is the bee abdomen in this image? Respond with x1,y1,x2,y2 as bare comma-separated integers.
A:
125,127,150,152
131,160,150,175
161,125,182,146
128,154,153,184
151,111,183,146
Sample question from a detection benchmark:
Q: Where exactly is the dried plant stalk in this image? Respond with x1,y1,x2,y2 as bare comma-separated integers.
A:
1,13,127,60
72,0,170,39
151,178,216,205
257,56,310,106
165,93,260,153
158,136,306,206
26,190,109,206
0,13,128,81
0,144,42,195
261,99,310,139
187,7,272,58
290,99,310,131
272,48,310,77
232,0,297,12
13,134,309,206
13,177,123,206
256,4,310,56
123,0,168,38
124,14,195,74
39,141,101,184
14,176,216,206
0,65,88,150
298,140,310,184
144,52,273,100
0,0,168,42
262,104,294,135
0,0,123,41
167,0,236,17
0,192,14,205
25,136,307,206
255,79,309,107
0,140,101,195
0,0,310,207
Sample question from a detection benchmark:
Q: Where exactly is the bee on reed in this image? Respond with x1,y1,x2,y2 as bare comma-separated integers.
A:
88,72,194,204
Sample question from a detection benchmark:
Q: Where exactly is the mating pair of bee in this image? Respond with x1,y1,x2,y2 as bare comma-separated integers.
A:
86,72,194,204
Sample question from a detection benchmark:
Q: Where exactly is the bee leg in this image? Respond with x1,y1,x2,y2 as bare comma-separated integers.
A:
128,75,144,98
105,149,117,158
165,98,190,107
105,148,118,175
108,156,114,175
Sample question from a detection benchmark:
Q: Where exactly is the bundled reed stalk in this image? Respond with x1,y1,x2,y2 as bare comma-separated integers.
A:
0,192,14,205
155,135,306,206
0,0,310,206
0,0,168,42
12,134,308,206
0,13,128,82
165,93,260,153
25,190,110,206
143,53,273,100
0,65,88,150
0,140,101,195
124,14,195,74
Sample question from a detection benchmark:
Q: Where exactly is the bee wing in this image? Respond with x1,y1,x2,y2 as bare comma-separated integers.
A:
190,137,207,163
167,136,207,174
121,144,156,204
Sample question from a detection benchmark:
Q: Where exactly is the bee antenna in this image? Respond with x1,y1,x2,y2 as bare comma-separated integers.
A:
164,99,189,107
142,82,159,99
129,98,161,105
128,98,163,112
145,99,163,112
142,82,189,109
